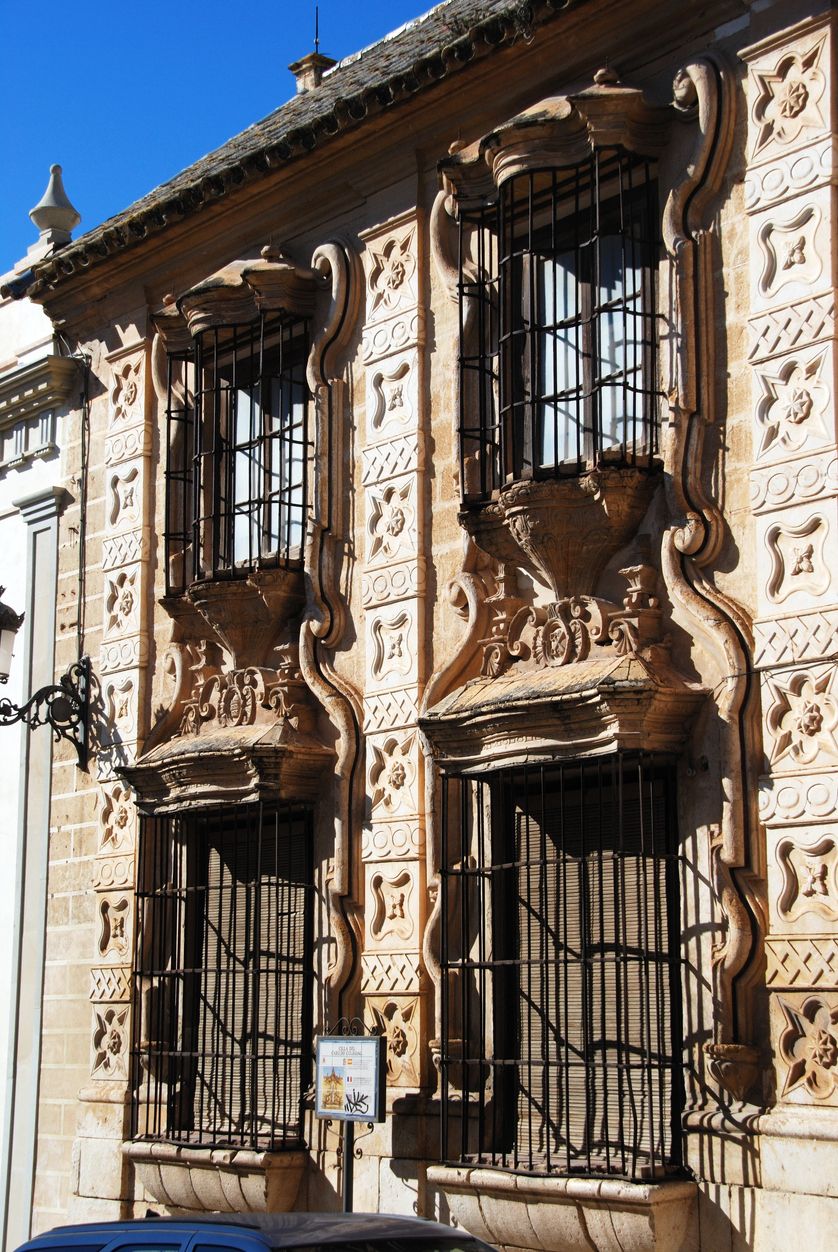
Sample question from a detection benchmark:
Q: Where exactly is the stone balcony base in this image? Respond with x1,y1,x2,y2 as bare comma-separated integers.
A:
124,1141,307,1213
427,1165,698,1252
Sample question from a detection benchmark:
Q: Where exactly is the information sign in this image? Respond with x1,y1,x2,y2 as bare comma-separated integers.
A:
315,1034,386,1123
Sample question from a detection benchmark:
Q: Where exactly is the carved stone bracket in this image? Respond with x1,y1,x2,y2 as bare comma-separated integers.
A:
461,469,660,601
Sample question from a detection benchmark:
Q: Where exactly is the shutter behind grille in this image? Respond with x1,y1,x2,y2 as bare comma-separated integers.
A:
193,808,310,1146
133,804,312,1151
512,763,674,1175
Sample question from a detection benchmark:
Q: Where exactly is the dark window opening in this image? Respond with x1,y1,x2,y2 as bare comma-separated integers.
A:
164,313,310,595
440,753,683,1179
459,151,662,502
131,802,313,1151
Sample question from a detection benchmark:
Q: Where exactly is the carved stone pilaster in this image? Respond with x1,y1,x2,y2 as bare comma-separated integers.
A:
358,210,429,1087
741,12,838,1136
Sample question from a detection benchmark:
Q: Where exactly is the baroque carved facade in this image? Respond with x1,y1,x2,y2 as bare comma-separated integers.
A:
9,1,838,1249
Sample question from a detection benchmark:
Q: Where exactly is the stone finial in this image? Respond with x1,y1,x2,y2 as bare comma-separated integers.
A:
288,51,336,94
593,65,620,85
29,164,81,248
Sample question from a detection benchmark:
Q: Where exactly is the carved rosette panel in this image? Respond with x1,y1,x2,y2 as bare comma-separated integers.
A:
773,992,838,1105
88,339,150,1072
743,13,838,1106
359,212,428,1084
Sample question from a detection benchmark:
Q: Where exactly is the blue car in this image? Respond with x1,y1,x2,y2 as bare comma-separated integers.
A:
14,1213,494,1252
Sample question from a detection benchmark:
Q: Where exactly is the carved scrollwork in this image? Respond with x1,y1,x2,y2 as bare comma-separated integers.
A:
178,649,314,738
476,565,664,677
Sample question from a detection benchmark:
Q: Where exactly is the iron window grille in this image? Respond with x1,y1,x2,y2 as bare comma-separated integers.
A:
440,753,683,1180
164,312,310,595
458,150,663,503
131,802,314,1151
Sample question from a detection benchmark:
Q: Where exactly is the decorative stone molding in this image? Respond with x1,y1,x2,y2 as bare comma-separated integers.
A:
764,664,838,770
750,453,838,514
97,895,131,960
362,559,425,610
91,856,134,891
776,835,838,922
748,28,828,161
298,238,364,1019
122,720,331,813
424,648,704,771
763,513,830,603
759,772,838,826
756,203,823,299
744,137,832,213
427,1166,697,1252
358,210,429,1083
753,346,831,460
368,996,420,1085
0,354,78,427
363,689,420,735
362,821,421,862
767,936,838,988
441,72,672,204
777,993,838,1102
124,1142,306,1213
742,10,838,1118
90,966,131,1003
748,292,834,364
98,782,137,854
109,357,143,426
105,423,152,467
159,250,321,342
369,733,419,818
362,433,424,485
101,527,150,572
361,951,422,994
755,608,838,667
91,1005,130,1079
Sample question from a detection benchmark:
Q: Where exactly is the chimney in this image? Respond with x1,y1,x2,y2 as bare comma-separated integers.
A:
288,51,336,94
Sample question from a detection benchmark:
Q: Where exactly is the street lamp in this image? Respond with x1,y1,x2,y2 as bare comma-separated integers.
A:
0,587,90,769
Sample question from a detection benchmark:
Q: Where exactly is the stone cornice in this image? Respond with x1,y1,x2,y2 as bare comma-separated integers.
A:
421,650,705,770
0,355,78,428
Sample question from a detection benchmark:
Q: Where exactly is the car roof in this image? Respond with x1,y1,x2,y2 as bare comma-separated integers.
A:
30,1213,484,1248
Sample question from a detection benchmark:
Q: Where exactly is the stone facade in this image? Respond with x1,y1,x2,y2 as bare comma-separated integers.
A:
9,2,838,1250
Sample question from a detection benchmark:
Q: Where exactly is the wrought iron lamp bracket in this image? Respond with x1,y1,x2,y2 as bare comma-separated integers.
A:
0,656,90,769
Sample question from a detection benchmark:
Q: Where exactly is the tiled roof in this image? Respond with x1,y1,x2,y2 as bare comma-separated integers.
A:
27,0,581,293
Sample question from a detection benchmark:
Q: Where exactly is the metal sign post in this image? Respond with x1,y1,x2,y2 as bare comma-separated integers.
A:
315,1022,386,1213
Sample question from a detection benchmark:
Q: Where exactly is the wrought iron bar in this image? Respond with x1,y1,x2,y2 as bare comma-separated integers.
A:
440,752,683,1180
458,150,662,503
131,802,313,1150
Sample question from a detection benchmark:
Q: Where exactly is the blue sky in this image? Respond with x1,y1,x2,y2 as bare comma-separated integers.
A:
1,0,436,268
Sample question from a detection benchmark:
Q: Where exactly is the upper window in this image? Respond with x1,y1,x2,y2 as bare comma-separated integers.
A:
458,150,663,503
164,311,310,595
131,802,313,1150
439,753,683,1179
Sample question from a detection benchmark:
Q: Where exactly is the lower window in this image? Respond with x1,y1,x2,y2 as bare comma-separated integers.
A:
131,802,313,1150
440,753,683,1179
